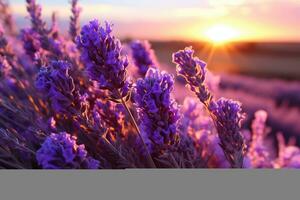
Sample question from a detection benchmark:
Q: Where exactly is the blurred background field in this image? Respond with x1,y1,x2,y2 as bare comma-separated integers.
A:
145,41,300,145
151,41,300,79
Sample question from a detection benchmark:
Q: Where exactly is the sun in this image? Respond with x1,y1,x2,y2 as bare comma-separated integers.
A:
204,24,240,44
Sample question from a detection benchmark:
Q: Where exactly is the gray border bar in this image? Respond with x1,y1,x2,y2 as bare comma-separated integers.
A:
0,169,299,200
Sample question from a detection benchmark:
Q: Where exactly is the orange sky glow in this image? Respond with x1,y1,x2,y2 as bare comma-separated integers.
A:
12,0,300,42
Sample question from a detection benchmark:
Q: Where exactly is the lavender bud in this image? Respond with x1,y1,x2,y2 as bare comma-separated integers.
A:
172,47,212,106
69,0,81,42
181,97,213,132
20,28,41,60
26,0,62,57
275,134,300,168
247,110,272,168
94,99,126,138
76,20,130,100
26,0,46,35
36,132,100,169
280,146,300,168
0,1,16,34
130,40,158,77
210,98,245,168
173,47,245,168
134,68,180,153
180,97,229,168
0,55,11,78
35,60,76,115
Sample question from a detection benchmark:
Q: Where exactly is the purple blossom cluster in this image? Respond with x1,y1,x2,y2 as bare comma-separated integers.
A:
21,28,41,60
36,132,99,169
247,110,272,168
173,47,245,168
35,60,77,115
173,47,212,106
76,20,130,100
26,0,60,55
69,0,81,42
130,40,158,77
134,68,180,153
0,0,299,169
209,98,245,168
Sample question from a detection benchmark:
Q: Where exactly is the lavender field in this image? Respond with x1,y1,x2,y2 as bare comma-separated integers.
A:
0,0,300,169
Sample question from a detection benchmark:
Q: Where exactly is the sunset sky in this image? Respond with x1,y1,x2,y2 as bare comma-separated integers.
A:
11,0,300,42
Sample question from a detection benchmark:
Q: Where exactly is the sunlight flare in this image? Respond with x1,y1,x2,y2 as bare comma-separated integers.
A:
204,24,240,44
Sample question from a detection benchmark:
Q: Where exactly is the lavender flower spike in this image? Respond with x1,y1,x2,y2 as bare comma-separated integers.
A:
172,47,212,107
76,20,130,100
173,47,245,168
36,132,100,169
130,40,158,77
20,28,41,60
26,0,62,57
0,0,16,34
248,110,272,168
0,55,11,78
134,68,180,153
69,0,81,42
35,60,76,115
210,98,245,168
26,0,46,36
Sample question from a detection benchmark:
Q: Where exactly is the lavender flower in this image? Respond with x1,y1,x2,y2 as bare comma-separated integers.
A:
0,26,12,57
181,97,213,133
26,0,46,35
180,97,229,168
1,1,300,169
274,134,300,168
205,70,220,93
0,1,16,35
248,110,272,168
172,47,212,107
0,55,11,78
0,26,14,75
26,0,62,58
36,132,100,169
210,98,245,168
130,40,158,77
69,0,81,42
278,146,300,168
173,47,245,168
76,20,130,100
20,28,42,60
134,68,180,153
35,60,76,115
94,99,127,138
